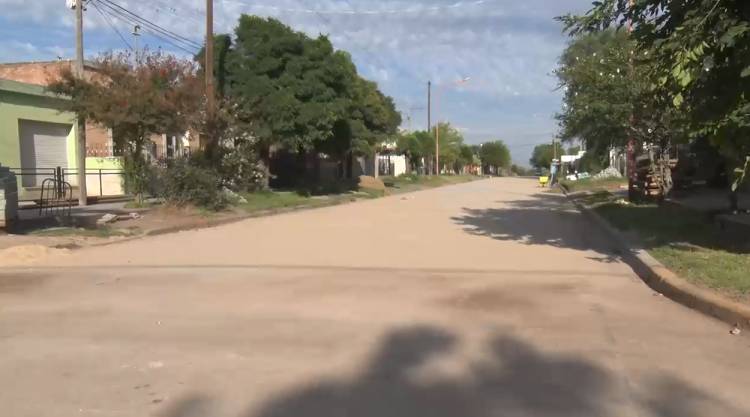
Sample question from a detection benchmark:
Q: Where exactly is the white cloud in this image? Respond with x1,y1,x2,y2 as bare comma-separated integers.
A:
0,0,591,163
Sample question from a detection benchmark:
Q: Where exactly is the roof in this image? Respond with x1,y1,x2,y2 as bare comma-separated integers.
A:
0,78,68,99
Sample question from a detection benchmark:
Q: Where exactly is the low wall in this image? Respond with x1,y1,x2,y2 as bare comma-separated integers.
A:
85,157,125,197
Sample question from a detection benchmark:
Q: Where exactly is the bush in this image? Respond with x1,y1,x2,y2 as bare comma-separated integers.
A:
397,173,420,182
122,154,159,203
579,151,605,174
217,142,267,192
160,159,228,210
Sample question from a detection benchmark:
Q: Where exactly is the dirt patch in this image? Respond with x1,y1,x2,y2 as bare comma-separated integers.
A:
0,272,50,293
0,244,70,267
441,288,535,311
439,283,578,312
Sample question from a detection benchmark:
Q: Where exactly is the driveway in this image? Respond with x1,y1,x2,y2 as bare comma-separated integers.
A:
1,178,748,417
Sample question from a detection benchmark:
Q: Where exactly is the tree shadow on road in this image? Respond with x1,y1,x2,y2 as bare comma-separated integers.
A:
451,192,622,261
161,325,746,417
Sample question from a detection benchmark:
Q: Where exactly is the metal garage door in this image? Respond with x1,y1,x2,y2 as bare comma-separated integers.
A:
18,120,72,187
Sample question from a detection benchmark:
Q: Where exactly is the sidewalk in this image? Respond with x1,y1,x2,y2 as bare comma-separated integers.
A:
668,187,750,240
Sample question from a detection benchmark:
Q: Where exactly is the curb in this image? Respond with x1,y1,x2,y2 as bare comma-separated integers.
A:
562,187,750,328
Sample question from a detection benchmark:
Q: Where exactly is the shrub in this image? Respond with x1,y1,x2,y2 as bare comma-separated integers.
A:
217,141,266,192
122,154,159,204
160,159,228,210
579,151,605,174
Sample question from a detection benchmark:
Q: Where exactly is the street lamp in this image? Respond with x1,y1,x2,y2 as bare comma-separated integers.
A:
430,76,470,175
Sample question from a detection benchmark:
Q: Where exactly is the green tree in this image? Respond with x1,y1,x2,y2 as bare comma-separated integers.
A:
560,0,750,209
209,16,400,180
529,142,564,170
397,130,433,172
480,140,511,174
435,122,465,173
555,29,686,162
455,144,476,173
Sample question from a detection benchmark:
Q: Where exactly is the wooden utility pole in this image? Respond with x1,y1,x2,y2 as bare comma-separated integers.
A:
205,0,215,115
435,121,440,176
75,0,88,206
427,81,431,132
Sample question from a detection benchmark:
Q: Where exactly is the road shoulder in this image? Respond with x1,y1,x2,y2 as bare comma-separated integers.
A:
562,187,750,328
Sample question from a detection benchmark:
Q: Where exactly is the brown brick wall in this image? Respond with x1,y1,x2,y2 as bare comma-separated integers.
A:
0,61,74,86
86,123,111,149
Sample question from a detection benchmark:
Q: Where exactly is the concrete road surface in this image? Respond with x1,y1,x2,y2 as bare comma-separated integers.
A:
1,178,748,417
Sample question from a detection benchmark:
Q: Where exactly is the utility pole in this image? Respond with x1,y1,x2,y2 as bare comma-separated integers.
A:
205,0,215,116
75,0,88,206
428,81,435,174
553,137,558,160
435,124,440,175
427,81,431,132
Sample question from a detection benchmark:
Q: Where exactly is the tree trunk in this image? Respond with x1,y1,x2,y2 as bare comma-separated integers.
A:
258,144,271,190
345,151,353,179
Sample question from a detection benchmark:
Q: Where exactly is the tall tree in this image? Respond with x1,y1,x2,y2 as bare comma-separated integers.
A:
435,122,465,173
208,16,400,179
555,29,686,161
456,144,477,173
560,0,750,209
222,17,354,163
397,130,434,172
480,140,512,173
529,142,564,170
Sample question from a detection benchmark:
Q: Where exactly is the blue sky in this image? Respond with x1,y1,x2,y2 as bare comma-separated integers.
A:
0,0,592,165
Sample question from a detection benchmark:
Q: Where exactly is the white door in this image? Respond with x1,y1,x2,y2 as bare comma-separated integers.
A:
18,120,72,187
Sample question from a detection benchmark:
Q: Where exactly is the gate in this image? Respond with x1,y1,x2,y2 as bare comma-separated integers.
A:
38,167,72,217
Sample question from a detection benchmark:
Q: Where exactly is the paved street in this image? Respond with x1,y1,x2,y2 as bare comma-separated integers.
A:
1,177,748,417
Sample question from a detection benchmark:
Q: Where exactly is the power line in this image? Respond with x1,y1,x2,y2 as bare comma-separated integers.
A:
98,0,201,48
93,3,199,54
149,0,204,24
93,0,200,54
94,0,202,52
95,7,198,55
90,0,133,50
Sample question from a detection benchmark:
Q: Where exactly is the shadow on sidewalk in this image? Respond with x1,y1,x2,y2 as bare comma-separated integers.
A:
160,325,746,417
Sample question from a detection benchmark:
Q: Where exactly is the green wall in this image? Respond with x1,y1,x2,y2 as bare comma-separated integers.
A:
0,82,77,198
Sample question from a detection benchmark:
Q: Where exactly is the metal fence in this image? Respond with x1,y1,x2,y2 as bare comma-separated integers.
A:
8,167,125,201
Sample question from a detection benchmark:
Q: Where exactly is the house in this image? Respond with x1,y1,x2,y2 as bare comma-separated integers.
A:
0,78,82,201
376,140,408,177
0,61,204,203
0,60,198,161
0,61,113,153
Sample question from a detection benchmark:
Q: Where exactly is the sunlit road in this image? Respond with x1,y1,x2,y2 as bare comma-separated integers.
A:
1,178,748,417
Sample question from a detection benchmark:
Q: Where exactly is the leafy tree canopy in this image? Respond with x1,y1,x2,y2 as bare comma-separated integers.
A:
480,140,512,170
554,28,687,159
49,50,203,154
559,0,750,185
207,16,400,160
529,142,564,169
